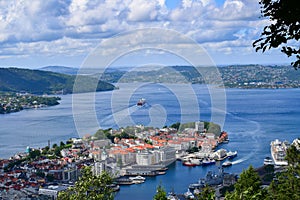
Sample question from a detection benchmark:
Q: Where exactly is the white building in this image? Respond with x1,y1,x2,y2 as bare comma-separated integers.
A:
136,151,157,165
195,121,205,132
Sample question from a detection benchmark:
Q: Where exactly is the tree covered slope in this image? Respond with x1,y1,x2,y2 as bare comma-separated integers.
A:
0,67,115,94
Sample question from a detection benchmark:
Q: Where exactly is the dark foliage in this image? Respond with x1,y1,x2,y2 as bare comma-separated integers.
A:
0,68,115,94
253,0,300,69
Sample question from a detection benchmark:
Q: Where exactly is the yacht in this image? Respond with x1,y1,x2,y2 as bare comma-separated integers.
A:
129,175,146,181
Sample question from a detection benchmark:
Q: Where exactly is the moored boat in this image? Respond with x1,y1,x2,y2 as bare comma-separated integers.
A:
202,158,216,166
227,151,237,159
183,161,198,167
263,156,274,165
129,175,146,181
270,139,289,166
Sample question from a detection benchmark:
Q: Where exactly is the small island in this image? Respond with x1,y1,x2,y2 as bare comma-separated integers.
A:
0,92,61,114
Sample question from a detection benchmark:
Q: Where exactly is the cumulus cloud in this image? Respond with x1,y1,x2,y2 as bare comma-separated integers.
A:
0,0,268,66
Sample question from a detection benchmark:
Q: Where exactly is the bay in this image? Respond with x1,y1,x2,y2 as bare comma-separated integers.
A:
1,83,300,200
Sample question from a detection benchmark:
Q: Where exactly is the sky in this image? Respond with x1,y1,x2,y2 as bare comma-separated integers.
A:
0,0,292,69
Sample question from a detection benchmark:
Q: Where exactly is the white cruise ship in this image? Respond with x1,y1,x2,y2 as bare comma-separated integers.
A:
270,139,289,166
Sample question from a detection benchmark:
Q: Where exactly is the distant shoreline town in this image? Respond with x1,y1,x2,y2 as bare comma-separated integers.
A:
0,93,61,114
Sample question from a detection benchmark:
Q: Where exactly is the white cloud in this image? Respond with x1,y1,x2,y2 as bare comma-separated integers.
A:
127,0,158,21
0,0,276,66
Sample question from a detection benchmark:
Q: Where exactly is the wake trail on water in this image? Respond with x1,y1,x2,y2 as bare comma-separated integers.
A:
211,107,263,164
98,104,142,128
98,103,175,129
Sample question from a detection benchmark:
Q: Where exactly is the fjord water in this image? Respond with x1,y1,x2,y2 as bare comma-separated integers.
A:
1,83,300,199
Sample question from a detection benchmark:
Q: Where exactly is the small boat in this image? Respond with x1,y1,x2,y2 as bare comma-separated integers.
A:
157,171,166,175
222,161,232,167
183,161,198,167
137,98,146,106
190,158,201,165
264,156,274,165
202,158,216,166
129,175,146,181
227,151,237,159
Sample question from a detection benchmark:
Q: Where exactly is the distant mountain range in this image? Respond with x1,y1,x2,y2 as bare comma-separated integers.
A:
2,65,299,94
0,67,116,94
39,66,79,75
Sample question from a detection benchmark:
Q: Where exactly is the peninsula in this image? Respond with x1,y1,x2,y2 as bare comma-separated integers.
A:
0,92,61,114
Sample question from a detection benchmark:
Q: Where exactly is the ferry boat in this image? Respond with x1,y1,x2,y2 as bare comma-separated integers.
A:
270,139,289,166
137,98,146,106
227,151,237,159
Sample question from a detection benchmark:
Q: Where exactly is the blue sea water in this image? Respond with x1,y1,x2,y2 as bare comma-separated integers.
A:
0,83,300,199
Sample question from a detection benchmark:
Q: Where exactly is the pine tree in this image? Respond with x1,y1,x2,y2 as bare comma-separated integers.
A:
58,166,114,200
225,165,266,200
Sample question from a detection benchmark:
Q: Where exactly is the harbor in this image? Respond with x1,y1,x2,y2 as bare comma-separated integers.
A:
1,84,300,200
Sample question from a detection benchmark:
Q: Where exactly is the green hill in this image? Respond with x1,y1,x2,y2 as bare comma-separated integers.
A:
0,68,115,94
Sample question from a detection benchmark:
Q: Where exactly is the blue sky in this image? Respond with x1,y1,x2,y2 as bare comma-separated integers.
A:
0,0,292,69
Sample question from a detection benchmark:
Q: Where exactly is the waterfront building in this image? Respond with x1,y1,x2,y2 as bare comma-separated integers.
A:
136,151,157,165
109,148,136,166
157,147,176,165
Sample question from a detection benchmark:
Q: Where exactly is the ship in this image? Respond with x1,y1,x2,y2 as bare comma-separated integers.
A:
270,139,289,166
137,98,146,106
227,151,237,159
189,169,225,190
